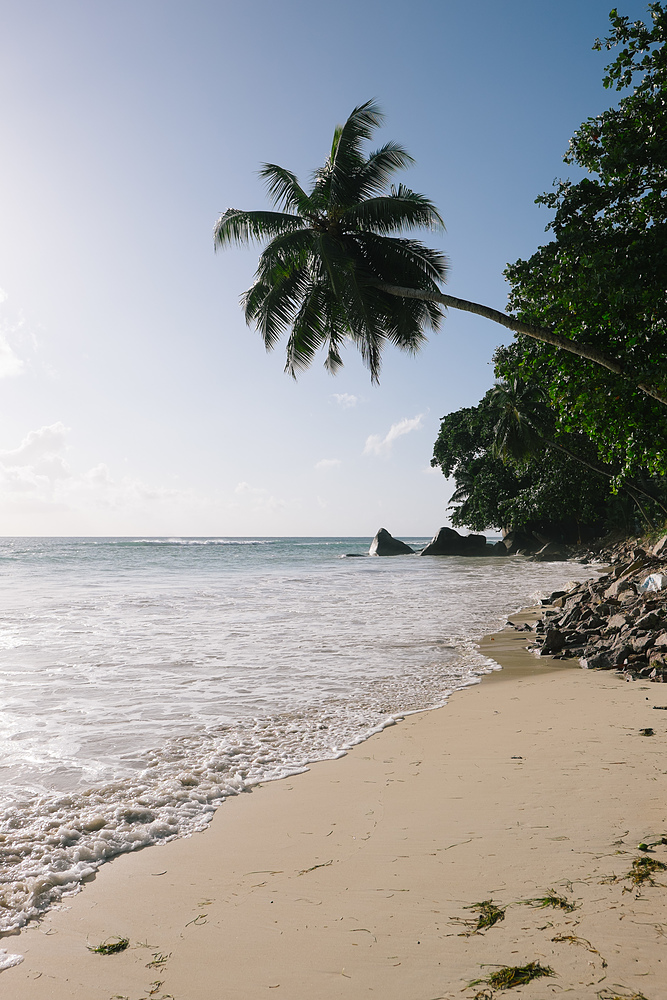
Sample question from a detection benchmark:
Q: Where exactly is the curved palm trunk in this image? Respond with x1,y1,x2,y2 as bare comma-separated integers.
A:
375,282,667,407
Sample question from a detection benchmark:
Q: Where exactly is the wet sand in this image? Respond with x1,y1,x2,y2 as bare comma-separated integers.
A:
4,620,666,999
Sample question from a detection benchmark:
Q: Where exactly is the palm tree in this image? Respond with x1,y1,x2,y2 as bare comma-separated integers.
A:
489,379,667,524
215,100,666,404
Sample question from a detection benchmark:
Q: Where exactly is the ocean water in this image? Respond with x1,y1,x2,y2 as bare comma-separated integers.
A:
0,536,578,937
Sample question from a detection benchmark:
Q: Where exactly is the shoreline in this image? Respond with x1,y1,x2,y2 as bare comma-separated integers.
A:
5,608,666,999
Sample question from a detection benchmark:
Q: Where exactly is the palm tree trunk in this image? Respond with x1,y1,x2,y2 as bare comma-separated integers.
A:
375,282,667,407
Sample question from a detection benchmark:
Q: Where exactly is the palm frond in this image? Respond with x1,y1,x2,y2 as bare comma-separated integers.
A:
284,283,328,377
353,232,449,288
258,163,315,215
242,264,311,350
214,208,304,248
354,142,415,199
342,191,444,235
329,99,384,206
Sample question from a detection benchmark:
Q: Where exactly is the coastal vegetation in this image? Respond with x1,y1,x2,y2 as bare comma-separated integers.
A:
433,2,667,537
215,2,667,541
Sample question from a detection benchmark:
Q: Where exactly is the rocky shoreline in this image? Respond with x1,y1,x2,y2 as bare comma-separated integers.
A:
515,533,667,684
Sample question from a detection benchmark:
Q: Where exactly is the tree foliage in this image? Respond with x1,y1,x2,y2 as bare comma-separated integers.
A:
431,383,658,537
215,100,447,381
215,88,666,402
503,2,667,478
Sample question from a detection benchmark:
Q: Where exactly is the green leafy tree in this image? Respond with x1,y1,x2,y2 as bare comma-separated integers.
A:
431,384,657,537
215,85,667,403
503,2,667,473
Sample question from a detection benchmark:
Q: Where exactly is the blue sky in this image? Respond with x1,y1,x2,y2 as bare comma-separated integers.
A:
0,0,650,536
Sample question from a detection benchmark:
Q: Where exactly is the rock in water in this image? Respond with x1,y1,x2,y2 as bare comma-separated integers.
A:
420,527,488,556
368,528,414,556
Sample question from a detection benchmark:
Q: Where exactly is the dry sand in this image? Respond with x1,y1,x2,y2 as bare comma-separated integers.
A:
3,621,667,1000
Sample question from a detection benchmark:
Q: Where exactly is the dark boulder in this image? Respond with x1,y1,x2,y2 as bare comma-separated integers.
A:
533,541,568,562
581,650,617,670
501,530,540,555
368,528,414,557
420,527,491,556
462,533,489,555
542,627,566,653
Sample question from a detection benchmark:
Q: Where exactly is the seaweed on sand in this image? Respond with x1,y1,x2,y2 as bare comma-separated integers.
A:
520,888,577,912
88,936,129,955
596,990,650,1000
552,932,607,968
468,961,555,990
453,899,505,934
625,856,667,888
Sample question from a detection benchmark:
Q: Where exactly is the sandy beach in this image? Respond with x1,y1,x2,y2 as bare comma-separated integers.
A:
3,620,666,1000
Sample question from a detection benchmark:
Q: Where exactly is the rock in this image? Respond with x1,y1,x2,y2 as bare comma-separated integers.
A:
533,541,568,562
653,632,667,648
604,579,637,599
636,611,662,630
545,590,567,605
368,528,414,556
631,634,655,655
542,628,567,653
652,533,667,558
420,527,490,556
490,540,508,556
501,529,539,555
580,650,617,670
463,533,489,555
606,613,630,631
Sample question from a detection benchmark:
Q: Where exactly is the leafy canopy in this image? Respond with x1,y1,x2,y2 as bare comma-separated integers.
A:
431,383,647,537
215,100,446,381
503,2,667,478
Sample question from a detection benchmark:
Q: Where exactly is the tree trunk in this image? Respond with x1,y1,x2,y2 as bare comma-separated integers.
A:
375,282,667,407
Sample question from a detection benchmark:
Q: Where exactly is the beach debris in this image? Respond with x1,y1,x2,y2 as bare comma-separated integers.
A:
88,936,129,955
597,990,650,1000
640,573,665,592
624,855,667,889
552,932,607,967
639,728,655,736
146,952,171,969
468,961,555,990
520,888,577,912
298,859,333,875
452,899,506,935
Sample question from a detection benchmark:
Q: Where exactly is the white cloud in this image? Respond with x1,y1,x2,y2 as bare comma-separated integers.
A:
314,458,342,470
331,393,358,409
0,423,184,511
363,414,424,457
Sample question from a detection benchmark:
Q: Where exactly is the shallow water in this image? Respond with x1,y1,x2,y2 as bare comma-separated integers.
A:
0,536,577,932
